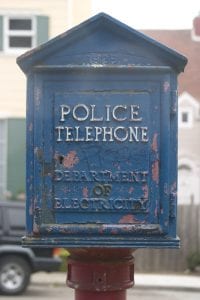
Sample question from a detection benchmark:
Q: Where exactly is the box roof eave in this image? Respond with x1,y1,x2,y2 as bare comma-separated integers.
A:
17,13,187,74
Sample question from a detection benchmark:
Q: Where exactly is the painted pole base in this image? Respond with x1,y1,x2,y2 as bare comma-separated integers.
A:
75,290,126,300
67,248,134,300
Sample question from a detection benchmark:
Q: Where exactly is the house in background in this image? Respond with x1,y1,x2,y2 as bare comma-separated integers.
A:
142,13,200,205
0,0,91,199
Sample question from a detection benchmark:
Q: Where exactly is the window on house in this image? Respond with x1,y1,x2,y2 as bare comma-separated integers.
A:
182,112,188,123
179,108,193,128
178,164,191,171
0,14,49,54
5,16,36,53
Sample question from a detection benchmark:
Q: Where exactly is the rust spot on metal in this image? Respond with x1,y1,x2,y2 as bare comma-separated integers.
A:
33,223,39,235
151,133,158,152
99,227,104,234
171,181,177,193
63,151,79,169
34,147,43,162
163,81,170,92
128,186,134,194
33,197,37,208
142,184,148,198
29,205,33,216
152,160,159,184
82,187,89,198
119,215,141,224
111,229,118,235
155,207,158,217
54,153,59,160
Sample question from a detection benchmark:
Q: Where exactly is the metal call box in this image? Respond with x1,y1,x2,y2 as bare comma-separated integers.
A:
17,13,187,248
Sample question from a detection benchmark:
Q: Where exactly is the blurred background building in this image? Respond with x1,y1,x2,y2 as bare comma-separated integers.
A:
142,18,200,206
0,0,199,272
0,0,91,200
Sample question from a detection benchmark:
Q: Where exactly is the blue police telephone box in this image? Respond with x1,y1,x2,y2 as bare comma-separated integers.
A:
17,13,187,248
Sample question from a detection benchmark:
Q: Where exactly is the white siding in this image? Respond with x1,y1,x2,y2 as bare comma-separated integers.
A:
178,93,200,204
0,0,92,117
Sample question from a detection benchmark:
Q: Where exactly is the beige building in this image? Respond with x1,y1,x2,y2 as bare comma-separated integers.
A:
0,0,92,199
0,0,91,117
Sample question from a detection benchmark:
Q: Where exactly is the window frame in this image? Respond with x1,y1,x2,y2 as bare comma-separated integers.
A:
178,107,193,128
3,15,36,54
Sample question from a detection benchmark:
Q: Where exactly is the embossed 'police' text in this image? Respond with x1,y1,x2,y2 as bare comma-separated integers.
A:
55,104,149,143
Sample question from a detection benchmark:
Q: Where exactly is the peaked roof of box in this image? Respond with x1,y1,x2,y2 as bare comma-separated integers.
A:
17,13,187,74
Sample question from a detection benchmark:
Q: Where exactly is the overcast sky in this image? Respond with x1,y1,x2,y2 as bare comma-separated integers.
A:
92,0,200,29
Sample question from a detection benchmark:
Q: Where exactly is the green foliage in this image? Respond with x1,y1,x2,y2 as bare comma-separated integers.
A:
187,252,200,271
58,249,70,272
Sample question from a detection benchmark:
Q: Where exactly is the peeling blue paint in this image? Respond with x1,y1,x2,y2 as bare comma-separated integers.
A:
17,13,187,248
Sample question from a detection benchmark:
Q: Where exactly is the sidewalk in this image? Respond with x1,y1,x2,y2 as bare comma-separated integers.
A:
135,273,200,291
31,272,200,291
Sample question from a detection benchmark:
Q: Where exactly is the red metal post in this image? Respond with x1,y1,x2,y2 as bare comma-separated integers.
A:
67,248,134,300
75,290,126,300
